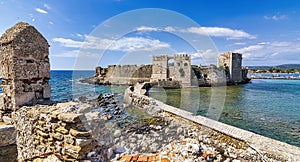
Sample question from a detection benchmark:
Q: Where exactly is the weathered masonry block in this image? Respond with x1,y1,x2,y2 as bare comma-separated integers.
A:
14,103,95,161
0,22,51,116
0,124,17,162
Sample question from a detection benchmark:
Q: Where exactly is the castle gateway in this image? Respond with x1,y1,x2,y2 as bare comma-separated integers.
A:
151,54,192,87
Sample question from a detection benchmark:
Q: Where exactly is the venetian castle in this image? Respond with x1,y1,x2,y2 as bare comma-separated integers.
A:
92,52,250,87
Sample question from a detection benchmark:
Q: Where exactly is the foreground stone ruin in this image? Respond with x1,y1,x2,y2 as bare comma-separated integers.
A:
0,22,50,119
0,22,51,162
0,22,300,162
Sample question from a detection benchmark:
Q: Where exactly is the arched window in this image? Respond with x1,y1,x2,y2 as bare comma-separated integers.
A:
168,59,174,66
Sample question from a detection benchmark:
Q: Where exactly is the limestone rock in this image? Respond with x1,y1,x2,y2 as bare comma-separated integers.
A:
57,113,83,123
69,129,90,138
0,125,16,147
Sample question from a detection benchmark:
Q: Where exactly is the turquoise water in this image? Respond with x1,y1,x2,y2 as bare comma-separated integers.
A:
149,79,300,147
0,70,126,100
50,70,126,101
249,73,300,78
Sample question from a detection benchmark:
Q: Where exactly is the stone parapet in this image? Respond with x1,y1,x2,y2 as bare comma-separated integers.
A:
123,83,300,161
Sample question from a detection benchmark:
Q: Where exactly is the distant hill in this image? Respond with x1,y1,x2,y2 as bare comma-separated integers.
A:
276,64,300,69
247,66,270,70
248,64,300,70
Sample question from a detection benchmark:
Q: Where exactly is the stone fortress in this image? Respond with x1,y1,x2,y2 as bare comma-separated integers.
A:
90,52,250,88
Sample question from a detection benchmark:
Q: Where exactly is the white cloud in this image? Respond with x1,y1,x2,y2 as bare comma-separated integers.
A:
51,50,100,58
136,26,159,32
234,42,246,45
53,36,170,52
35,8,48,14
234,45,264,53
135,26,255,39
164,26,176,32
76,34,83,37
51,50,80,58
258,42,270,45
233,41,300,62
185,27,256,39
28,13,35,22
49,21,54,25
191,49,218,61
109,37,170,52
43,4,51,10
264,14,287,21
53,38,84,48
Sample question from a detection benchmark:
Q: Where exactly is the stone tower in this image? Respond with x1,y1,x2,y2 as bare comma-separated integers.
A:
150,54,192,87
173,54,191,87
218,52,242,83
151,55,168,82
0,22,51,112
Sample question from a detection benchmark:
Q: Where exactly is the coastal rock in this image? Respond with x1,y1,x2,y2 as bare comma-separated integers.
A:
0,125,16,147
57,113,83,123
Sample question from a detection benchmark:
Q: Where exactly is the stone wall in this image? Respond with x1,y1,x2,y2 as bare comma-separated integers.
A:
94,64,152,85
218,52,244,83
13,103,95,161
151,54,192,87
0,22,50,119
151,55,168,82
124,83,300,161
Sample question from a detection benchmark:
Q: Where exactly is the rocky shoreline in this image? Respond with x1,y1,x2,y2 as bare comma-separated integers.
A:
0,91,294,161
70,93,282,161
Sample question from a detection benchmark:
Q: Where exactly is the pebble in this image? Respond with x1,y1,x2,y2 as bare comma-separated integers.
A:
114,130,121,138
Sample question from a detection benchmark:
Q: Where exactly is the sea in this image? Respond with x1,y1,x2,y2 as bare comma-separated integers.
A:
1,71,300,147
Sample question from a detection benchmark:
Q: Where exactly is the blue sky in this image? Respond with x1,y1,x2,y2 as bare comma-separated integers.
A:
1,0,300,69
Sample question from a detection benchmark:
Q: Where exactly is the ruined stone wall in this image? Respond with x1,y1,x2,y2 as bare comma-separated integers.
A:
95,64,152,84
14,103,95,161
230,53,242,82
173,54,191,86
151,55,168,82
218,52,243,83
151,54,192,87
0,22,50,117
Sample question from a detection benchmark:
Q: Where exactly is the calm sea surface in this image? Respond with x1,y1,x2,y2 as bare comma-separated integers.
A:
49,70,127,101
2,71,300,147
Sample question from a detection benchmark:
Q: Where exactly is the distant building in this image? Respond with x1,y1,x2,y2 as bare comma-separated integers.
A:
92,52,249,87
151,54,192,87
218,52,248,83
